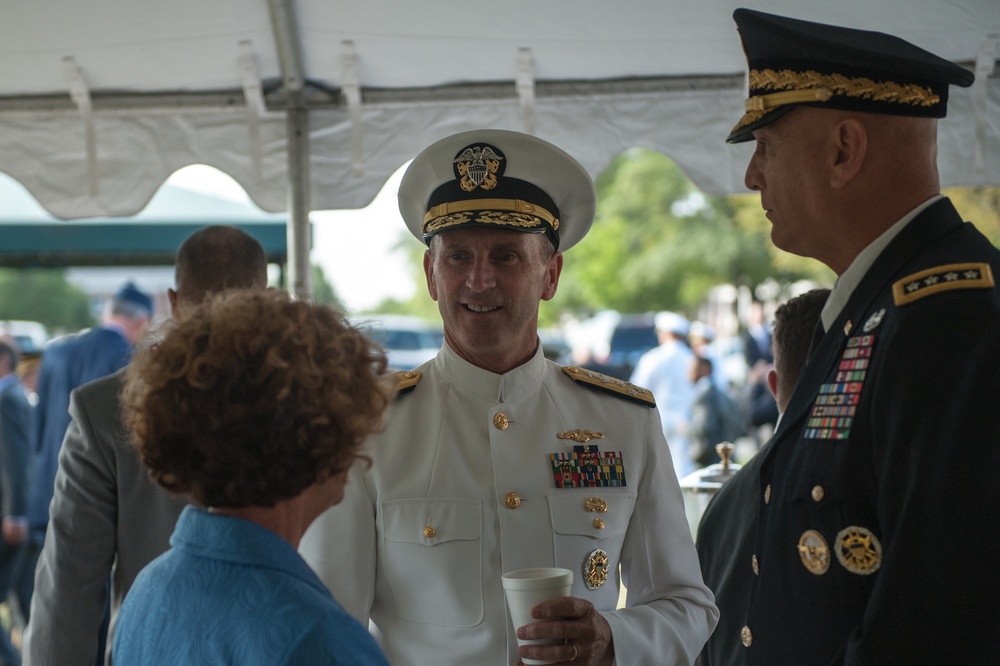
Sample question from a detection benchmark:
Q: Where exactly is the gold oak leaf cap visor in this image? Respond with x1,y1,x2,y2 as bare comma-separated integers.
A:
398,129,596,251
726,8,976,144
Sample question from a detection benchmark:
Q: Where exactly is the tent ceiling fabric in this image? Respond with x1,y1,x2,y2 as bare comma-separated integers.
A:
0,0,998,220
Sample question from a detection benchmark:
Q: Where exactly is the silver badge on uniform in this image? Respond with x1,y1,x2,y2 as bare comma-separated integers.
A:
583,549,609,590
863,308,886,332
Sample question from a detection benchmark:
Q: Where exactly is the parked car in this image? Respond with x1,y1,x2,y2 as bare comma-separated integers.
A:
0,320,49,354
353,314,442,372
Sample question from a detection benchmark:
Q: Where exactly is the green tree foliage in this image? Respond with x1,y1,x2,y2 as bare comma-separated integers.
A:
310,263,345,311
0,268,93,332
944,186,1000,246
547,148,828,321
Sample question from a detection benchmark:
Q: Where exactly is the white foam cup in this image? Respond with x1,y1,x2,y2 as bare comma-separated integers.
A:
501,567,574,665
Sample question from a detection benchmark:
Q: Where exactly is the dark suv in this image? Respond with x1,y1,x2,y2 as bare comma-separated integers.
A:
598,314,659,380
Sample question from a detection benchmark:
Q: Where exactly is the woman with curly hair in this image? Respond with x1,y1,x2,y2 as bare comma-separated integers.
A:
113,289,392,665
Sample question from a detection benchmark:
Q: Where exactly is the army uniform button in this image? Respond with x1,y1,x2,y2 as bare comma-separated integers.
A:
811,485,825,502
752,554,759,575
423,525,436,538
764,484,772,504
593,518,605,529
741,626,753,647
493,413,509,430
505,492,521,509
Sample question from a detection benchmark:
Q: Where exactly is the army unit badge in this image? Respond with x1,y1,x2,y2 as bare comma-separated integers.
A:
835,526,883,575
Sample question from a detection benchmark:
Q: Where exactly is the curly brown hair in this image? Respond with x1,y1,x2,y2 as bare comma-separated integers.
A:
122,289,392,508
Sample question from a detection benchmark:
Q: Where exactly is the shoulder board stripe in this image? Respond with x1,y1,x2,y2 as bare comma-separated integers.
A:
892,262,994,306
393,370,422,395
561,366,656,408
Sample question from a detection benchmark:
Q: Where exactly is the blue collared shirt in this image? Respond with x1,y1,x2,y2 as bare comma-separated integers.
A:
113,506,388,665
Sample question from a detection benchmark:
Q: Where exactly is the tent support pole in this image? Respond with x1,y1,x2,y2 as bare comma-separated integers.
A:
268,0,311,298
286,103,311,298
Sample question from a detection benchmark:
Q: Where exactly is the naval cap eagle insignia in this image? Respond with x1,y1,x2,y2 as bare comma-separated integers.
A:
454,144,504,192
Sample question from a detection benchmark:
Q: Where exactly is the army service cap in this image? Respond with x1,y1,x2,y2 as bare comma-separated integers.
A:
727,8,975,143
398,129,596,251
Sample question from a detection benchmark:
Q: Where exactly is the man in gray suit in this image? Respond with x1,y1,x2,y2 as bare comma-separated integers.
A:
22,226,268,666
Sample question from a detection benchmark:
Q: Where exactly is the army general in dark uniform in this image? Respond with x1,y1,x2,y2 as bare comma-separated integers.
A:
723,8,1000,664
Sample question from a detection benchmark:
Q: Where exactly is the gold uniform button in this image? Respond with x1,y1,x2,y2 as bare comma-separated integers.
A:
741,626,753,647
752,554,759,575
593,518,605,529
504,492,521,509
811,485,825,502
764,484,772,504
493,413,509,430
423,526,436,538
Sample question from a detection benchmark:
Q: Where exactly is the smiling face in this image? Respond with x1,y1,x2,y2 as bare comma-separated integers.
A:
744,107,837,263
424,228,562,374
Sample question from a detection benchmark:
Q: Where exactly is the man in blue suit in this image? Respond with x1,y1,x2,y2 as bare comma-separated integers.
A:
0,340,32,666
19,282,152,623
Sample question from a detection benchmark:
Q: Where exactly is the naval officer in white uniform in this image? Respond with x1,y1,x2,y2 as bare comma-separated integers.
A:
300,129,717,666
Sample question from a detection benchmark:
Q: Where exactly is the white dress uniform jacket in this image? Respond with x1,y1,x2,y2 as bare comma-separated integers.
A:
301,342,717,666
629,340,697,479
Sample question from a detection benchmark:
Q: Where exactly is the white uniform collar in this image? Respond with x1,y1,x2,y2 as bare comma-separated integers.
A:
820,194,943,332
434,339,548,403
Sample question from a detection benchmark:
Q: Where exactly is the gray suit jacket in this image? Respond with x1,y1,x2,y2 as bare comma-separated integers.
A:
23,367,187,666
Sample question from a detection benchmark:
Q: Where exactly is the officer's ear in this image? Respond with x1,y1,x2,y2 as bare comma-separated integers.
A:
423,250,439,302
830,117,867,189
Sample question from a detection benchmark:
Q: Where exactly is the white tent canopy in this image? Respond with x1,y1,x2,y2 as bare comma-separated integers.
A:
2,0,998,291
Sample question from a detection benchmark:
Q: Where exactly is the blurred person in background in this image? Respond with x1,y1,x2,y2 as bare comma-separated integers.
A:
630,311,697,479
0,341,31,666
687,355,744,469
21,282,152,627
687,321,728,390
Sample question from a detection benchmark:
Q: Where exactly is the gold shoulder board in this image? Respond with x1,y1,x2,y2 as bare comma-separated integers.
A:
892,263,995,306
561,366,656,408
394,370,422,395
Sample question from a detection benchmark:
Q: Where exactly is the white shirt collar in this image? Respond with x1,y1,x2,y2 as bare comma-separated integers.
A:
434,339,548,403
820,195,943,331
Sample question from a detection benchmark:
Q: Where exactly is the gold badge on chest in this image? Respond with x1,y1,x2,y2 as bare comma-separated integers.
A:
835,526,882,575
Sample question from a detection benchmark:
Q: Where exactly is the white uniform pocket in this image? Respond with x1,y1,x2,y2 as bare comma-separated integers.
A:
380,498,483,626
547,492,635,606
